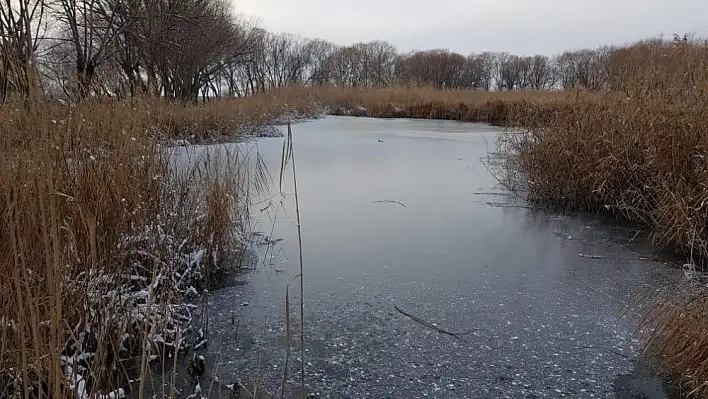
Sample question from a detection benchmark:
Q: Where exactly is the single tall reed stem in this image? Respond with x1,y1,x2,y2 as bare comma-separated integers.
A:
286,123,307,396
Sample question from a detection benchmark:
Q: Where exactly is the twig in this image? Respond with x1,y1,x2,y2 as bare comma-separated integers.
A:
626,229,642,245
372,200,407,208
394,305,474,339
576,253,655,261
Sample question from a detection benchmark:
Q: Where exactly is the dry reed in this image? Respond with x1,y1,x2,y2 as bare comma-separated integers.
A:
499,39,708,396
640,280,708,397
504,40,708,260
0,93,308,397
316,86,577,125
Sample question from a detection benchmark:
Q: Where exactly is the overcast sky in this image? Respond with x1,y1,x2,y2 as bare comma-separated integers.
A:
233,0,708,55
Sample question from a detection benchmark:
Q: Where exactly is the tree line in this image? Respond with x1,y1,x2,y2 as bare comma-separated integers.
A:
0,0,696,103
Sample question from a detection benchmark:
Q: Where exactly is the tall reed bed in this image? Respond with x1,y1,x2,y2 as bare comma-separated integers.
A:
640,279,708,397
500,39,708,396
316,86,578,125
128,91,322,142
0,97,284,397
504,40,708,263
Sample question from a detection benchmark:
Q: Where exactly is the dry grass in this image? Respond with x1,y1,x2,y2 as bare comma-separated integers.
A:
148,90,322,141
314,86,578,125
0,93,310,397
498,39,708,396
641,281,708,397
1,102,160,397
89,90,320,142
504,41,708,259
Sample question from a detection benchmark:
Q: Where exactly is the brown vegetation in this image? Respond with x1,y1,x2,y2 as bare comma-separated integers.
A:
500,38,708,396
316,86,580,125
641,281,708,397
135,90,321,141
505,39,708,260
0,92,320,397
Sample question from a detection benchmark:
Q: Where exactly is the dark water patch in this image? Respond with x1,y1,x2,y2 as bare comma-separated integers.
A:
614,362,681,399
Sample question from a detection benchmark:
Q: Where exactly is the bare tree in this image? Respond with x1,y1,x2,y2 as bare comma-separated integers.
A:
0,0,46,102
554,49,606,90
365,40,396,87
527,55,556,90
394,49,466,89
324,45,362,87
496,53,522,90
303,38,334,86
49,0,131,98
12,0,679,102
493,52,508,90
458,52,495,90
140,0,250,102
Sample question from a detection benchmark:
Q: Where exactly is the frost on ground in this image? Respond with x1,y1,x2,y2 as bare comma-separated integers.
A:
2,173,249,399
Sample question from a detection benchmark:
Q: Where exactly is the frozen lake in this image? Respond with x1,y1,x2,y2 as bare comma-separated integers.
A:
163,116,680,398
